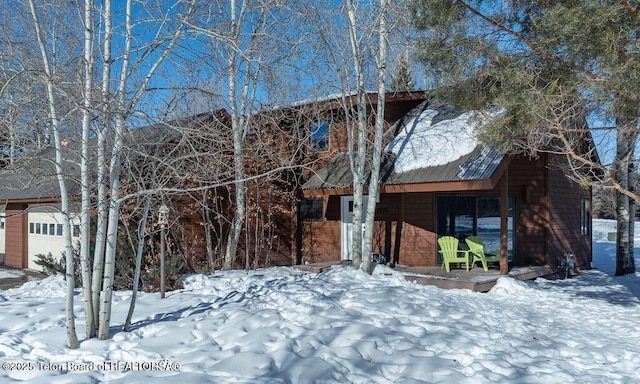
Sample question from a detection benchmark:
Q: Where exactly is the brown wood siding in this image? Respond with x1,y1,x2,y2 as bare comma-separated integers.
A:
301,221,341,263
506,155,548,265
300,193,438,267
546,156,592,268
170,179,297,271
398,193,436,267
300,152,590,269
4,204,27,268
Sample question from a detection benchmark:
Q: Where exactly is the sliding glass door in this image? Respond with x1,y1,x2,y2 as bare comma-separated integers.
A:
436,195,514,262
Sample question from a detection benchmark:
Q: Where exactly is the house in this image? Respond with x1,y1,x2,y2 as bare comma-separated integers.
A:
0,147,82,270
0,91,593,276
0,107,303,273
300,97,593,272
0,112,230,273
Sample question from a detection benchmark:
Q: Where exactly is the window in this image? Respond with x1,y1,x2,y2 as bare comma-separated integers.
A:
581,198,591,236
437,195,515,261
35,223,41,234
30,223,34,234
49,224,55,235
300,198,323,221
310,121,329,150
42,223,48,235
57,224,63,236
0,220,4,230
73,225,80,238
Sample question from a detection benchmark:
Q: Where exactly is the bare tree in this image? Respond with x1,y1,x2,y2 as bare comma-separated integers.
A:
362,0,389,274
185,0,307,270
79,0,96,339
97,0,192,339
304,1,393,272
16,0,195,343
27,0,80,348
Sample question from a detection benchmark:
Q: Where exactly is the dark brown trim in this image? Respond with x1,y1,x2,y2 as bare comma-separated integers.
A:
303,178,499,197
544,153,550,266
500,169,508,274
1,197,67,205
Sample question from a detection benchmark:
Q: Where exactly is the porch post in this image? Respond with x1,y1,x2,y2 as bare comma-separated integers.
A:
500,169,509,274
392,193,405,267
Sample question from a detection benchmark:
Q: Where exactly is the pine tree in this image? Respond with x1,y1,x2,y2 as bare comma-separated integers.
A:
411,1,640,275
390,56,415,92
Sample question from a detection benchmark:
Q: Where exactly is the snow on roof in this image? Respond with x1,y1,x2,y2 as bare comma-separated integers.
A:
386,108,481,174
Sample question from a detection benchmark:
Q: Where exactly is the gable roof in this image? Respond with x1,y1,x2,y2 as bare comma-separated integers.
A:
0,146,81,203
0,110,231,204
302,99,509,195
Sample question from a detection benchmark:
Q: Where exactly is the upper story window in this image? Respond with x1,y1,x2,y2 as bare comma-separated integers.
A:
311,121,329,150
300,198,323,221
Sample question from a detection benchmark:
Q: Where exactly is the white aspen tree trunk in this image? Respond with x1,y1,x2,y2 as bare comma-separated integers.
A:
28,0,80,349
223,112,245,270
629,160,636,262
80,0,96,338
223,0,247,271
97,1,187,338
98,115,126,340
9,128,16,164
362,0,388,274
91,127,107,326
91,0,112,328
98,0,132,339
346,0,367,269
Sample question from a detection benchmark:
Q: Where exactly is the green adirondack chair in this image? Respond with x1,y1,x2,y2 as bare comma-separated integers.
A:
465,236,500,271
438,236,469,273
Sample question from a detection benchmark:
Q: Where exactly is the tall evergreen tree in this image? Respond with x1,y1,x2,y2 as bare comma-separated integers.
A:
390,56,416,92
411,0,640,275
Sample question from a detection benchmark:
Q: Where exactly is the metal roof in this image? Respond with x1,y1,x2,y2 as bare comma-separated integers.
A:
0,110,229,203
0,146,81,202
302,100,507,191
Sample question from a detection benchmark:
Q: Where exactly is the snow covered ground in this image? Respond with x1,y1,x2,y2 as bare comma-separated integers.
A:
0,219,639,383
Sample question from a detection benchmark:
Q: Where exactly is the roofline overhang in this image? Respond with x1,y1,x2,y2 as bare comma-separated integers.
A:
302,179,496,197
0,196,77,205
302,155,512,197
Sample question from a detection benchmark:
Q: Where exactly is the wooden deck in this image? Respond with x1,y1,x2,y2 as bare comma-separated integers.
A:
398,265,555,292
294,262,556,293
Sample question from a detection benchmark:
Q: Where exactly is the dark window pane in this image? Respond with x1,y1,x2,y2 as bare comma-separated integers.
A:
300,198,323,221
311,121,329,150
437,195,515,263
581,198,590,236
